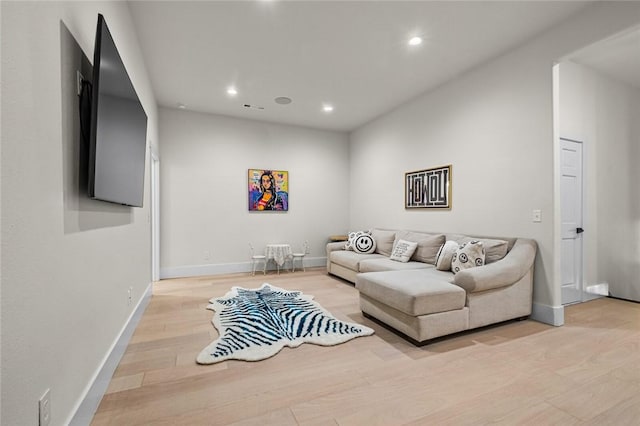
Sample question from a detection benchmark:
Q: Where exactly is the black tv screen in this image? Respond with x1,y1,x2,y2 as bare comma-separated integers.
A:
88,14,148,207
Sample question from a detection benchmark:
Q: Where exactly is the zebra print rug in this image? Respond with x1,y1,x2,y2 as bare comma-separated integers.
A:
196,283,374,364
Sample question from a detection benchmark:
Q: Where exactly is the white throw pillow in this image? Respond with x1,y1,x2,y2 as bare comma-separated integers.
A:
435,240,459,271
451,241,485,274
344,231,369,251
394,231,445,264
447,234,509,264
389,239,418,263
353,233,376,254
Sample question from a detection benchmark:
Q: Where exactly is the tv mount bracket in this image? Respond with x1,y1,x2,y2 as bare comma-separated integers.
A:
76,70,85,97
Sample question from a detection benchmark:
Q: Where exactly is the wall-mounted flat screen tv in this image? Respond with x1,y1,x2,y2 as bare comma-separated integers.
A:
88,14,148,207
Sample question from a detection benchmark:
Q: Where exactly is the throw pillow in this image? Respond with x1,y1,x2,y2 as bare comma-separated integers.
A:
393,231,445,264
435,240,459,271
344,231,369,251
389,239,418,263
370,229,396,256
451,241,485,274
447,234,509,264
353,233,376,254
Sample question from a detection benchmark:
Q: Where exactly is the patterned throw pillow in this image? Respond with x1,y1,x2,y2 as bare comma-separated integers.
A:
393,231,445,264
353,234,376,254
345,231,364,250
451,241,485,274
389,239,418,263
435,240,459,271
345,231,372,251
447,234,509,264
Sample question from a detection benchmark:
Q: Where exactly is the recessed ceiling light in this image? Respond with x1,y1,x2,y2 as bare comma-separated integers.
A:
274,96,292,105
323,104,334,113
227,87,238,96
177,103,186,109
408,36,423,46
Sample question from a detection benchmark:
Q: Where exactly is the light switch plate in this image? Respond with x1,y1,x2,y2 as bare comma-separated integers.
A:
532,209,542,223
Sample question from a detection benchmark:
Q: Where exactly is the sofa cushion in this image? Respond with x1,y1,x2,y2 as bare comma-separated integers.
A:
330,250,385,271
356,270,466,316
394,231,445,264
451,241,485,274
359,258,432,273
371,229,396,256
435,240,458,271
418,267,456,282
389,239,418,262
447,234,509,264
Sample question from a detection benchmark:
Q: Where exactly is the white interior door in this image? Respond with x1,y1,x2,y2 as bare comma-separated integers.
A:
560,138,584,305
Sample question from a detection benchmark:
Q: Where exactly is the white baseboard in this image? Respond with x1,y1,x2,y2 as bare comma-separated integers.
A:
160,256,327,279
68,282,153,426
531,302,564,326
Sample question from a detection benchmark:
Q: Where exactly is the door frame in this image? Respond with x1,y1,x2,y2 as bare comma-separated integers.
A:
150,146,160,282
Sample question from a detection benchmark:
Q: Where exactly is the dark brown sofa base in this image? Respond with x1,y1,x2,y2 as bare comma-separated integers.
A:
363,311,530,346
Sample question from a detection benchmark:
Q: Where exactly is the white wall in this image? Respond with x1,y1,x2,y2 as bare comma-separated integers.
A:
559,61,640,301
159,108,349,277
349,2,640,324
1,2,158,425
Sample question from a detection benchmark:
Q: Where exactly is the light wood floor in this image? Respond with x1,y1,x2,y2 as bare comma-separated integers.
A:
92,269,640,425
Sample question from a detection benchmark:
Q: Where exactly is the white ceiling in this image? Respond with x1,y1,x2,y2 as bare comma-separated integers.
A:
128,1,591,132
569,26,640,89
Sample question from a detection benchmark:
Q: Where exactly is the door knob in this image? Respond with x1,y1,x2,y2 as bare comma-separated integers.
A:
576,227,584,234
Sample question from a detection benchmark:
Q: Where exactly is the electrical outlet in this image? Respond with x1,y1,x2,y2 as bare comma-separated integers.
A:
39,389,51,426
128,287,132,306
204,250,211,261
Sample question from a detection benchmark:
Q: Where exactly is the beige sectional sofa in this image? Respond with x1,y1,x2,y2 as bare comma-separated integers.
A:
326,228,537,344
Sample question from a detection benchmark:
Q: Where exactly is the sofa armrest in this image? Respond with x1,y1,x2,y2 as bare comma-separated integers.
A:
453,238,537,293
326,241,346,270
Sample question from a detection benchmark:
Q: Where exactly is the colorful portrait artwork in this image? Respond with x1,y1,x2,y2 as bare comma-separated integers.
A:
248,169,289,211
